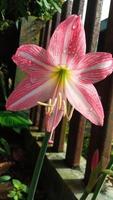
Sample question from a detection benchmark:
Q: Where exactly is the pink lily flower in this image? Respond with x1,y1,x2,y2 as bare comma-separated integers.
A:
6,15,113,132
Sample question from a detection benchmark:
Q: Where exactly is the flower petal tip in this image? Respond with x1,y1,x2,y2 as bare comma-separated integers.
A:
96,117,104,127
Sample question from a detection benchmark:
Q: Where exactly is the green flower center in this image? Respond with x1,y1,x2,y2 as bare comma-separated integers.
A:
51,65,71,82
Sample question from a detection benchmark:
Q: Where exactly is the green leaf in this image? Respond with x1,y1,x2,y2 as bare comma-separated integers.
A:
12,179,22,189
17,191,23,198
8,190,17,198
43,0,50,9
0,147,6,155
0,175,11,183
50,1,61,13
14,195,19,200
0,111,32,128
12,128,22,134
0,138,11,155
36,0,43,7
21,184,28,193
102,169,113,176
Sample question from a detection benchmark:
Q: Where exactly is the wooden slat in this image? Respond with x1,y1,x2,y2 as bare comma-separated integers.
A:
66,112,86,167
53,117,67,152
61,0,73,21
30,106,40,127
84,0,113,184
72,0,86,16
51,13,61,35
43,20,52,48
85,0,104,52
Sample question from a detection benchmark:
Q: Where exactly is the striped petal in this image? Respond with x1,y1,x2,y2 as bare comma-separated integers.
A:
6,77,57,111
47,15,86,66
45,81,66,132
65,80,104,126
76,52,113,83
45,102,63,132
12,44,54,73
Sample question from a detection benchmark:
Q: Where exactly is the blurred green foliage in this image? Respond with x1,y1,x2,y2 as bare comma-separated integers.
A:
0,0,64,22
8,179,28,200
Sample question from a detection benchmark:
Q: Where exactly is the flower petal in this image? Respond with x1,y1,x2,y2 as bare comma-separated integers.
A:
6,77,57,111
12,44,54,73
45,84,66,132
47,15,86,66
45,103,63,133
76,52,113,83
65,80,104,126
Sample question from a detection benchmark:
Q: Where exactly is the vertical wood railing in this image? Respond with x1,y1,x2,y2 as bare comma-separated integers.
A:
29,0,113,186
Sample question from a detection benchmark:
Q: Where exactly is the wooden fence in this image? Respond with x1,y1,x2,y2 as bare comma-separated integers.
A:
29,0,113,184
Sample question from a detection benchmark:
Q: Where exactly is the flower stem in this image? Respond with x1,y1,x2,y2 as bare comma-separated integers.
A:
27,132,50,200
91,155,113,200
80,190,89,200
91,175,106,200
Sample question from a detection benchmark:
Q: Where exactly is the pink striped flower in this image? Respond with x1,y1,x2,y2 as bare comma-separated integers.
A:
6,15,113,132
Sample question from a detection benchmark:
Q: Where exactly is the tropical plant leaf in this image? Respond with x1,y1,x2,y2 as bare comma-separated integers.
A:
0,147,6,156
12,179,22,189
0,111,32,128
43,0,50,9
12,128,22,134
36,0,43,7
0,138,11,156
50,1,61,13
0,175,11,183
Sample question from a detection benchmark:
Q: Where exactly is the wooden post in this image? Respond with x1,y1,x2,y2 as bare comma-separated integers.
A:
53,117,67,152
66,112,86,167
85,0,103,52
84,0,113,184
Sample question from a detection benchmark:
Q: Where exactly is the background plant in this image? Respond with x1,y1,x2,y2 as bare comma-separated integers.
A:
8,179,28,200
0,137,11,157
0,0,64,23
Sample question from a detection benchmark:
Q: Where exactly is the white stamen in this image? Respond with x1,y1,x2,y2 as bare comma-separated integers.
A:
37,101,52,107
63,100,67,116
53,98,57,107
58,92,62,110
67,107,74,121
46,98,52,114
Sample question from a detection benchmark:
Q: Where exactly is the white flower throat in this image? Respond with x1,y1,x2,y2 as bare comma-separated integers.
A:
37,65,73,120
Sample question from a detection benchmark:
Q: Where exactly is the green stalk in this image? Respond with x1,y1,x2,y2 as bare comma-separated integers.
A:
91,156,113,200
0,71,7,101
27,132,50,200
80,190,89,200
91,175,106,200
